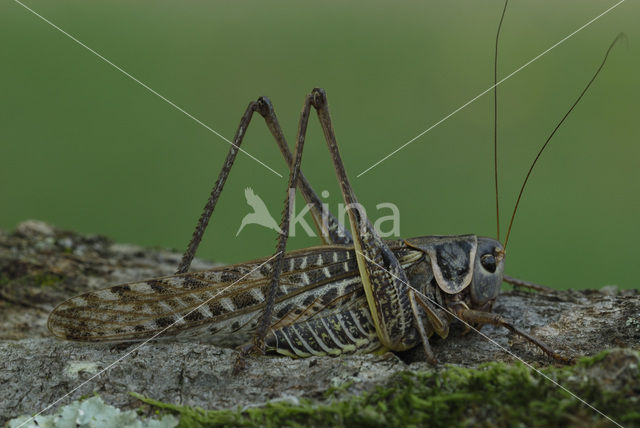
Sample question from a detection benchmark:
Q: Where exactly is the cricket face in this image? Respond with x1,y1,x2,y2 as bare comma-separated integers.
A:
470,237,505,309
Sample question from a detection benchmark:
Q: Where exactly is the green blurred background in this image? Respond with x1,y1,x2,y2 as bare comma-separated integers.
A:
1,0,638,289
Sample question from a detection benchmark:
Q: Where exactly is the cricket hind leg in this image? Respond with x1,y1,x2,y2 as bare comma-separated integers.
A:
176,97,352,275
309,88,418,352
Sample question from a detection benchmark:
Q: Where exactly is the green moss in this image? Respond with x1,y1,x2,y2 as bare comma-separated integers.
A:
0,273,11,289
324,380,356,398
0,266,63,289
133,349,639,428
32,273,62,288
573,349,611,367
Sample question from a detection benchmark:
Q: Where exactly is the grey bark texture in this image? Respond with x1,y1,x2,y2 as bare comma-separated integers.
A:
1,220,638,424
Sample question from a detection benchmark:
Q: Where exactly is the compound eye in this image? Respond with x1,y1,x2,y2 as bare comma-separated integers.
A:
481,254,497,273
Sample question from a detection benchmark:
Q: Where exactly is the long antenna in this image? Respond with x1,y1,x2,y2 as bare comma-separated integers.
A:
494,0,509,242
503,33,625,250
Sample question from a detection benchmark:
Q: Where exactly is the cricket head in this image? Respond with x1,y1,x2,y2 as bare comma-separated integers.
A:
470,237,505,308
404,235,505,308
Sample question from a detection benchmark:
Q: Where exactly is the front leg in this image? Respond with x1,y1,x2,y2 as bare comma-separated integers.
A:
457,308,572,363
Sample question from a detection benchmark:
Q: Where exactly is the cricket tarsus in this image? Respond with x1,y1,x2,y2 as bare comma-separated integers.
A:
233,344,253,375
503,33,626,250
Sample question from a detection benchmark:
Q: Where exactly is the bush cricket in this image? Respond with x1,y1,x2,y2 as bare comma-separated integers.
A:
47,3,622,365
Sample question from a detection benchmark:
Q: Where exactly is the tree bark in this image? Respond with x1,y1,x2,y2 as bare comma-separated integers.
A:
1,221,638,424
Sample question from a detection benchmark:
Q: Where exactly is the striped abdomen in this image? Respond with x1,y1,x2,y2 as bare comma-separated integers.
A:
265,306,380,357
48,246,362,345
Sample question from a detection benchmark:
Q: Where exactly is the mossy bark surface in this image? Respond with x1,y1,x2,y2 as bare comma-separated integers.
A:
1,221,639,426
